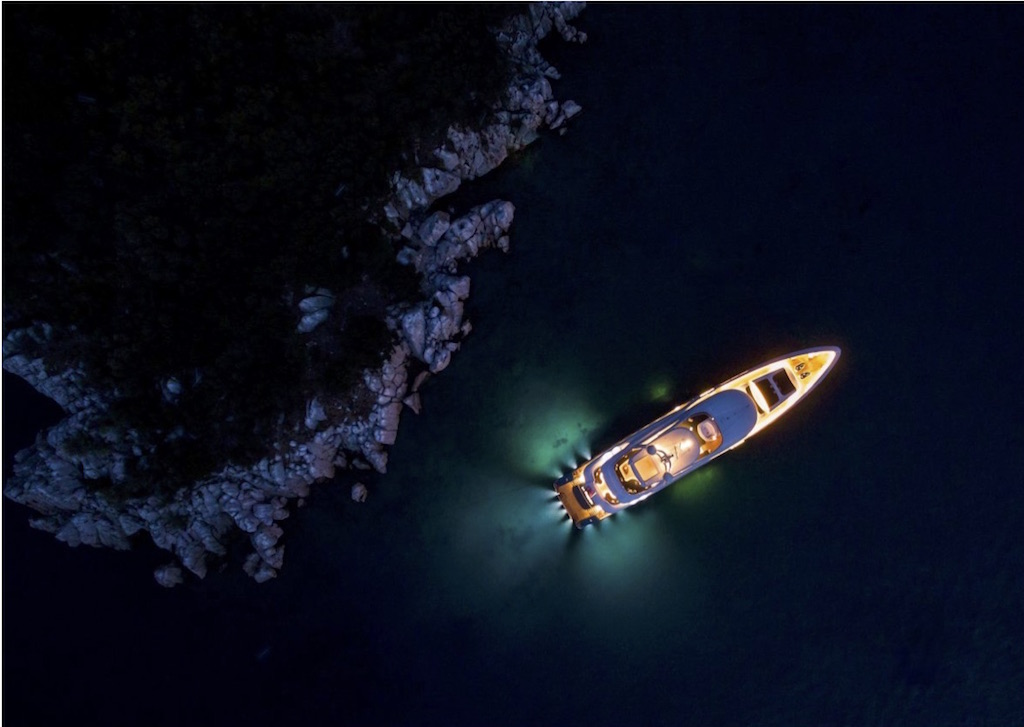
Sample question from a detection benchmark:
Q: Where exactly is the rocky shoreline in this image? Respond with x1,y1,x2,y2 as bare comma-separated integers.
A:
3,3,586,586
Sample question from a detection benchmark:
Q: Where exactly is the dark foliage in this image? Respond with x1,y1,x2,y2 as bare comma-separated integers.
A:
3,4,517,490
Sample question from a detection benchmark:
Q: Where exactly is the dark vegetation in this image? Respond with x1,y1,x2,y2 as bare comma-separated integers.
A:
3,4,518,491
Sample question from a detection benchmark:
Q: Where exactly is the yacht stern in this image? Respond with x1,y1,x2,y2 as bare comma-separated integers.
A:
553,471,609,528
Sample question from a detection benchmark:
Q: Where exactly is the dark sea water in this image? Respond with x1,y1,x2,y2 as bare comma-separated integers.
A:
4,6,1024,726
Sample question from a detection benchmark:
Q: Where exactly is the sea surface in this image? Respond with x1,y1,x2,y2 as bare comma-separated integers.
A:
4,6,1024,726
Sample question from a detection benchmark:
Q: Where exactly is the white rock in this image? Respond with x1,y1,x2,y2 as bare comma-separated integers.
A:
96,516,129,550
298,294,335,313
448,276,471,301
429,347,452,374
434,287,457,310
433,147,461,171
261,545,284,570
421,167,461,199
380,399,403,426
365,448,388,474
253,563,277,583
552,5,588,43
253,503,276,526
179,542,208,578
119,514,145,536
56,519,82,547
561,99,583,120
304,397,327,431
397,246,419,266
448,216,478,243
417,212,451,246
252,524,282,553
297,308,330,333
401,307,427,360
394,176,429,215
235,512,260,533
351,483,368,502
154,563,185,588
306,438,336,480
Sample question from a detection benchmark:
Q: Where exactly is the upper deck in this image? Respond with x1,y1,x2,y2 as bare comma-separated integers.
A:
593,388,758,506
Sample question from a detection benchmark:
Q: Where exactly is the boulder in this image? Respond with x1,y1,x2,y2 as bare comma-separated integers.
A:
417,212,451,247
298,294,335,313
429,347,453,374
154,563,185,588
304,397,328,431
434,147,461,171
306,438,336,480
374,401,403,445
365,447,388,474
163,377,182,403
401,307,427,360
420,167,461,199
253,563,278,584
297,308,330,334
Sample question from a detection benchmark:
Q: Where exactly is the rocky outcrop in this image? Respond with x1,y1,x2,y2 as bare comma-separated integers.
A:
296,288,336,334
2,2,586,585
4,326,103,414
383,5,587,231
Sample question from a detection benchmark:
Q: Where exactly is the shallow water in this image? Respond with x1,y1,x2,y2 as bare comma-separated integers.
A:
5,6,1024,726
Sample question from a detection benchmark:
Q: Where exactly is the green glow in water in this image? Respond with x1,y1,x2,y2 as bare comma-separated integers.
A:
668,465,722,502
566,506,700,611
647,376,673,402
498,377,605,479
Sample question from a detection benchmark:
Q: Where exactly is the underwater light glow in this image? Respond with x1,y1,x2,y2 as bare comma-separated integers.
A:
667,464,721,502
647,376,674,402
502,379,606,480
